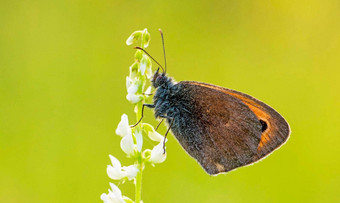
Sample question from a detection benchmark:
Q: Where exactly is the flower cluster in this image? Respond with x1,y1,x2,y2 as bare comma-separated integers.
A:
101,29,166,203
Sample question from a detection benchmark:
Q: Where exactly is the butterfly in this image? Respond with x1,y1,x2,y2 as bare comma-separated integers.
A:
131,30,290,175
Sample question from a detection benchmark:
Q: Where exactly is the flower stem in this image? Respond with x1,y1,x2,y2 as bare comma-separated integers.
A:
135,99,143,202
135,30,148,203
135,158,143,203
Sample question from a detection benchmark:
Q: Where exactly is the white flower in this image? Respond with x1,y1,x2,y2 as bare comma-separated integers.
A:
100,183,126,203
120,133,135,156
107,155,139,180
107,155,125,180
148,140,167,164
115,114,136,156
115,114,131,138
126,79,143,104
126,31,142,46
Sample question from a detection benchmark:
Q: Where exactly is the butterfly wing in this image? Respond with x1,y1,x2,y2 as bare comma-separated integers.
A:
187,81,291,161
168,81,290,175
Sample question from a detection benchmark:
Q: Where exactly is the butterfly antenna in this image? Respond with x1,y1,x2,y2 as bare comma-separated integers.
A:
134,47,165,73
159,29,167,74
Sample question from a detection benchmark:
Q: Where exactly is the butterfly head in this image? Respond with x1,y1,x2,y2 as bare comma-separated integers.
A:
152,67,172,88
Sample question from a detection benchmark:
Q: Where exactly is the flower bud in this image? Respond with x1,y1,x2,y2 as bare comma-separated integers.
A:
140,55,151,75
135,50,143,61
126,31,142,46
129,62,138,79
142,28,151,48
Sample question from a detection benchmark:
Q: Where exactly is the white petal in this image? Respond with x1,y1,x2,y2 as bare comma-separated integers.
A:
122,165,139,180
140,57,147,75
142,123,166,142
144,86,152,95
127,82,138,95
126,80,143,103
142,28,150,48
107,155,126,180
126,76,132,90
115,114,131,137
101,185,126,203
107,165,126,180
109,155,122,169
122,196,134,203
126,31,142,46
146,67,153,79
149,141,167,164
101,193,109,202
134,130,143,151
129,62,138,80
126,35,135,45
120,134,135,156
126,93,143,104
109,182,122,197
108,183,125,203
148,130,164,142
140,55,151,76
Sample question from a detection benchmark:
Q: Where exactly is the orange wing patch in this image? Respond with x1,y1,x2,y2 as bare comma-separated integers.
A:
224,91,273,154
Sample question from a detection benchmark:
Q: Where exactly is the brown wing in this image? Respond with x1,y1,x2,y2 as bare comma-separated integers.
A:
185,81,291,162
169,82,263,174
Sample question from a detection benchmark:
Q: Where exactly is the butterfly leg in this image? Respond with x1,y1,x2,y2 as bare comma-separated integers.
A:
159,115,174,154
130,104,155,128
155,119,164,131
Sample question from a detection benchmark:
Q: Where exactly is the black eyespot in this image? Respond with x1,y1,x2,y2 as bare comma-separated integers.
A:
259,120,268,132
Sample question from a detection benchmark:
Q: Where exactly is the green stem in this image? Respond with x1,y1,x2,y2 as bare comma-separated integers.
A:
135,157,143,203
135,102,143,203
135,31,147,203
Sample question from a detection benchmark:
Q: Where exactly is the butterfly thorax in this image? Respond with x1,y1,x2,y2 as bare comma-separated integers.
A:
152,73,177,118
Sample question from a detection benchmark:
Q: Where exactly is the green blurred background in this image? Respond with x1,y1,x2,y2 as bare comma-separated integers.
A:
1,0,339,202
